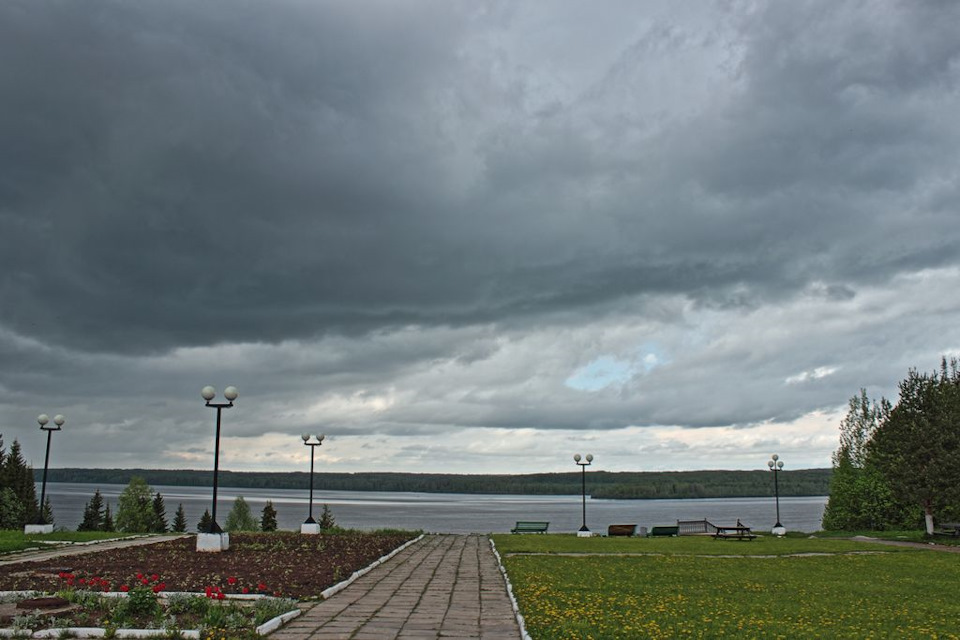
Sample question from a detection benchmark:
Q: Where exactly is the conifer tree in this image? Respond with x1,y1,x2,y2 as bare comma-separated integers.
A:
172,504,188,533
197,509,212,533
103,504,115,532
319,504,336,530
78,490,106,531
260,501,278,532
115,476,157,533
0,439,39,526
151,492,168,533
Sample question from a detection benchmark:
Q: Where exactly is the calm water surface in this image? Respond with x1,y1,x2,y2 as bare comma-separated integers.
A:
41,482,826,534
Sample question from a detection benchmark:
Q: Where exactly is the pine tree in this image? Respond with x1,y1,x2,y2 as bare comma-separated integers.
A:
40,497,54,527
319,504,336,530
103,504,115,532
172,504,188,533
224,496,258,532
260,501,278,532
78,490,106,532
0,488,25,529
151,492,168,533
197,509,212,533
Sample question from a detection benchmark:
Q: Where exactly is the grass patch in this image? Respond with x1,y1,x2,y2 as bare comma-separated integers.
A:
0,529,137,554
492,533,916,556
493,535,960,638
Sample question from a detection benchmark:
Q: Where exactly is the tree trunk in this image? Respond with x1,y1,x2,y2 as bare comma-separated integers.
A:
924,501,935,535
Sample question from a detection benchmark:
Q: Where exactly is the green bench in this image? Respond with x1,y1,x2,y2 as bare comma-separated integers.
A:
511,521,549,534
648,525,679,537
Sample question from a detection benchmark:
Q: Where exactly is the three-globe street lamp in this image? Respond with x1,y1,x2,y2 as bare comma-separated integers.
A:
201,386,238,536
35,414,65,527
768,453,785,536
574,453,594,537
300,434,325,534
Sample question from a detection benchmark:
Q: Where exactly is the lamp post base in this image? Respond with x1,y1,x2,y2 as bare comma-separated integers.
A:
771,523,786,537
301,522,322,535
24,524,54,535
197,532,230,552
577,527,593,538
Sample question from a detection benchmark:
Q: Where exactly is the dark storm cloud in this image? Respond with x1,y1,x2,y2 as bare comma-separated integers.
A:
2,0,957,357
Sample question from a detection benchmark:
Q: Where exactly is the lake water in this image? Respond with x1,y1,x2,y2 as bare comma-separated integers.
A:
40,482,827,534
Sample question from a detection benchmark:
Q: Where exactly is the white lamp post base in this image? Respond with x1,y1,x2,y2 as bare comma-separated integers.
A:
196,532,230,552
24,524,54,535
301,522,322,535
577,530,593,538
772,525,786,536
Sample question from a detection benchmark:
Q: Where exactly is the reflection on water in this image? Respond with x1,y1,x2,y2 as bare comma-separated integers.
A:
41,482,826,534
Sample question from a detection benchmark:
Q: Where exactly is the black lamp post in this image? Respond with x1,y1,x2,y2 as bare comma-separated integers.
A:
574,453,593,536
768,453,785,535
201,385,237,534
36,414,65,525
301,433,325,530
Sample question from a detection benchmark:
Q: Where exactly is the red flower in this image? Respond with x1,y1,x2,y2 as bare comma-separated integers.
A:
257,582,267,592
205,586,213,597
241,587,250,594
78,578,86,585
151,573,159,582
136,573,143,579
227,576,237,585
217,592,225,600
120,585,130,592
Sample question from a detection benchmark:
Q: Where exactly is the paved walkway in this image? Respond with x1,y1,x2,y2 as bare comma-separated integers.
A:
268,534,522,640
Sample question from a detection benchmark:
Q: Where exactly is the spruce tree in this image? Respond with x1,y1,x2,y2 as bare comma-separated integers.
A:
1,440,39,525
78,490,106,531
197,509,212,533
260,501,278,532
172,504,188,533
103,504,115,532
151,492,168,533
319,504,336,530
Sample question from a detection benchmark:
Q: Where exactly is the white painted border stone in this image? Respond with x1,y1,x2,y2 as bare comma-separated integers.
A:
319,534,425,600
255,607,302,635
489,538,532,640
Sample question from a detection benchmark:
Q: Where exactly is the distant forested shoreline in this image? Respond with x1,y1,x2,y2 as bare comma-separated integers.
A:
38,468,831,500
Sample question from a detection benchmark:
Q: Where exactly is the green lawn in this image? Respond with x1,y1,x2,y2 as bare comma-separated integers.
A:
0,530,146,554
492,534,960,639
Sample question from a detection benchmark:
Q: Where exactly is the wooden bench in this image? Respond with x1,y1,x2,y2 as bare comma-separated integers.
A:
648,526,679,537
933,522,960,538
511,521,549,534
714,525,756,541
607,524,637,537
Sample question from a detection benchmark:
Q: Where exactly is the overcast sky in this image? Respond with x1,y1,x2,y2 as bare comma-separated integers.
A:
1,1,958,477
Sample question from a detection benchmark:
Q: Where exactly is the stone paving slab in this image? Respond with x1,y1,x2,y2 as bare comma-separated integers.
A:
269,534,521,640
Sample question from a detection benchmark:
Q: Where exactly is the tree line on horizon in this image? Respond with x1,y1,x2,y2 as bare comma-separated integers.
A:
39,467,832,500
823,357,960,534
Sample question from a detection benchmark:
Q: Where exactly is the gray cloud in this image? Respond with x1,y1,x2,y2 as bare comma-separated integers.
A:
1,0,959,472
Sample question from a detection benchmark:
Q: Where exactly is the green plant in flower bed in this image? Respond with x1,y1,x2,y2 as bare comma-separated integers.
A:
42,571,298,638
493,535,960,639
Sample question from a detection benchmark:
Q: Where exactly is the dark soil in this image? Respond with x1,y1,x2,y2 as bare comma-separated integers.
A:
0,531,417,599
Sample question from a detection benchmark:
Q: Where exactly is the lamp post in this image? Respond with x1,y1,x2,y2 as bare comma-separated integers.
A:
574,453,593,537
198,385,237,552
768,454,785,536
300,434,325,534
25,414,64,534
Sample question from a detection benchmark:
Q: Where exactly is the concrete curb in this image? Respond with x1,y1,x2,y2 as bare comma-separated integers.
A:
489,538,532,640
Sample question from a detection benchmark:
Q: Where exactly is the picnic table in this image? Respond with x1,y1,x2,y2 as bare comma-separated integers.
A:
713,525,757,541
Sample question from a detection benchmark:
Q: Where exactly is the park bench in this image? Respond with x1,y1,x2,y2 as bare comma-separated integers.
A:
607,524,637,537
713,525,756,541
648,525,679,537
933,522,960,538
511,521,549,534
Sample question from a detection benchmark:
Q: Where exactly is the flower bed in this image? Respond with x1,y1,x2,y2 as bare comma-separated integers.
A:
0,530,419,638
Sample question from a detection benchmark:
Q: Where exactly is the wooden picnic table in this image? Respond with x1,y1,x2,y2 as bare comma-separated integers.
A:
713,525,756,541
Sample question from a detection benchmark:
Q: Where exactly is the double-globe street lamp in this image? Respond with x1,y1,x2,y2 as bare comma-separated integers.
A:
768,453,786,536
198,386,238,551
27,414,65,533
300,434,325,534
574,453,594,537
